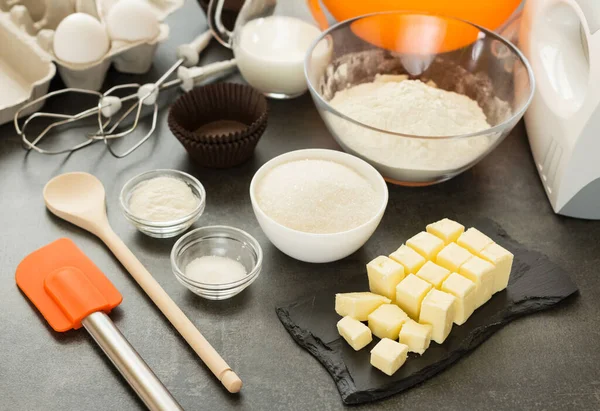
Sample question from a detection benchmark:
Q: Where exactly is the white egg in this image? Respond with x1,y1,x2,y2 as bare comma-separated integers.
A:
106,0,160,42
53,13,110,65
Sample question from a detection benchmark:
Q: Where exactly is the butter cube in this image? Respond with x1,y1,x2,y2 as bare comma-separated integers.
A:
370,338,409,376
367,304,409,340
419,289,456,344
406,231,445,260
395,274,432,320
479,243,514,293
399,319,432,355
337,316,372,351
441,273,477,325
426,218,465,244
459,256,495,308
367,256,405,300
416,261,451,289
457,228,493,255
335,292,391,321
389,245,426,274
436,242,473,272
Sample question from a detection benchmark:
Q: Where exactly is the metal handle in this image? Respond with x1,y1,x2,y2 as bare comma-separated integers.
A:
82,312,183,411
207,0,233,48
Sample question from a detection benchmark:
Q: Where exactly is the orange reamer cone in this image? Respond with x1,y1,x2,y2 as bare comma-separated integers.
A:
16,238,122,331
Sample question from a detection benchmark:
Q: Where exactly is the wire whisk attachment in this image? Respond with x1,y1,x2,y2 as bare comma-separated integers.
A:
14,30,238,158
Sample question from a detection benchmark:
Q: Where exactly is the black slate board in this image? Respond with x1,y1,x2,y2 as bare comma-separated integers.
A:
276,219,579,405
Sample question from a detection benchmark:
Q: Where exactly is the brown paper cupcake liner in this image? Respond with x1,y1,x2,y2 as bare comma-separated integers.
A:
177,122,267,168
176,131,260,148
168,82,268,145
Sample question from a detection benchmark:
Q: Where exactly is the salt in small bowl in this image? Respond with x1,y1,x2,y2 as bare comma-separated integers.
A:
170,226,263,300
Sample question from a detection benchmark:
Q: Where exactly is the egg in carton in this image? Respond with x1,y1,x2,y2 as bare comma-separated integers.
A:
0,0,183,125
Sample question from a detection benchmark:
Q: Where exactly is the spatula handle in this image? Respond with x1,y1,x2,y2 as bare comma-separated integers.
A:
100,228,242,393
82,312,183,411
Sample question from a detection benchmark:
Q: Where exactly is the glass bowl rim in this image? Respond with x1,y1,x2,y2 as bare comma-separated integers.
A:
119,169,206,228
303,10,536,140
170,225,263,289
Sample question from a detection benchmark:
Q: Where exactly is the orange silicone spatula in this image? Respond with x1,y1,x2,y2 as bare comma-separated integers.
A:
43,172,242,393
16,238,183,411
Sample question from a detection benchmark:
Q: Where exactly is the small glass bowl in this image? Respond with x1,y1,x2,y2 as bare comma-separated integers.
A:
120,169,206,238
170,226,263,300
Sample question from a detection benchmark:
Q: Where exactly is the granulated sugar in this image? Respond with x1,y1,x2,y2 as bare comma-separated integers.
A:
256,159,380,234
328,78,495,171
185,256,247,284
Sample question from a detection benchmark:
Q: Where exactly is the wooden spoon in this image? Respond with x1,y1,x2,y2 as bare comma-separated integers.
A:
43,172,242,393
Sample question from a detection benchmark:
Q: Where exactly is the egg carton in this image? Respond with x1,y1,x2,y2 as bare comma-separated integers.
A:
0,0,183,125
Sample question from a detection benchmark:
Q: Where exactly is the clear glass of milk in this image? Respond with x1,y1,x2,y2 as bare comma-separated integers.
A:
208,0,330,99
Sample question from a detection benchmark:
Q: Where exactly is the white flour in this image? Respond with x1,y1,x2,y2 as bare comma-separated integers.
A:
256,159,380,234
328,78,495,171
129,176,199,221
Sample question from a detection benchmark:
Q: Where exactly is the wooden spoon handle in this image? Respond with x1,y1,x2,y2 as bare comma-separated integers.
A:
100,228,242,393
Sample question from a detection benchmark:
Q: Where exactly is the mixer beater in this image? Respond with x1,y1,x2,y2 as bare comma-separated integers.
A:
14,30,237,157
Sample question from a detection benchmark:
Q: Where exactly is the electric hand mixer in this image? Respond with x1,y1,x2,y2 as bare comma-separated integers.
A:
520,0,600,219
16,238,183,411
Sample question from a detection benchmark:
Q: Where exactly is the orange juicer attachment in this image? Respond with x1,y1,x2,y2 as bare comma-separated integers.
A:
16,238,183,411
348,13,481,55
307,0,521,53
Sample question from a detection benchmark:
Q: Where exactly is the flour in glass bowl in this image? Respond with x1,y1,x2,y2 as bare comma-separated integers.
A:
128,176,199,221
328,77,494,171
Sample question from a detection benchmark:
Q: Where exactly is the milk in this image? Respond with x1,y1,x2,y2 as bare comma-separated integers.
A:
234,16,322,98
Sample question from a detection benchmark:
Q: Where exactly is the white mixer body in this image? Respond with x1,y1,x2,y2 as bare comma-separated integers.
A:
520,0,600,219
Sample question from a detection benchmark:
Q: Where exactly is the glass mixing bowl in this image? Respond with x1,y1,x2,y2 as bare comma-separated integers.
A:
305,12,535,186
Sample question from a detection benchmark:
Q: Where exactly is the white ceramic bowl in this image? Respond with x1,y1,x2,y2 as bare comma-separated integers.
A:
249,149,389,263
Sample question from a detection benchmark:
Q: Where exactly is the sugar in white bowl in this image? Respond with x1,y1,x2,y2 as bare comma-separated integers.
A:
250,149,388,263
255,159,380,234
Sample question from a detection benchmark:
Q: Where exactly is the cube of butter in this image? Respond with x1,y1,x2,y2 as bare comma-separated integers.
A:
367,256,405,300
335,292,391,321
436,242,473,272
419,289,456,344
370,338,409,376
459,256,495,308
441,273,477,325
426,218,465,244
367,304,409,340
337,316,372,351
406,231,444,260
395,274,432,320
416,261,451,289
406,231,445,260
399,319,432,355
479,242,514,293
457,228,493,255
389,245,426,274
